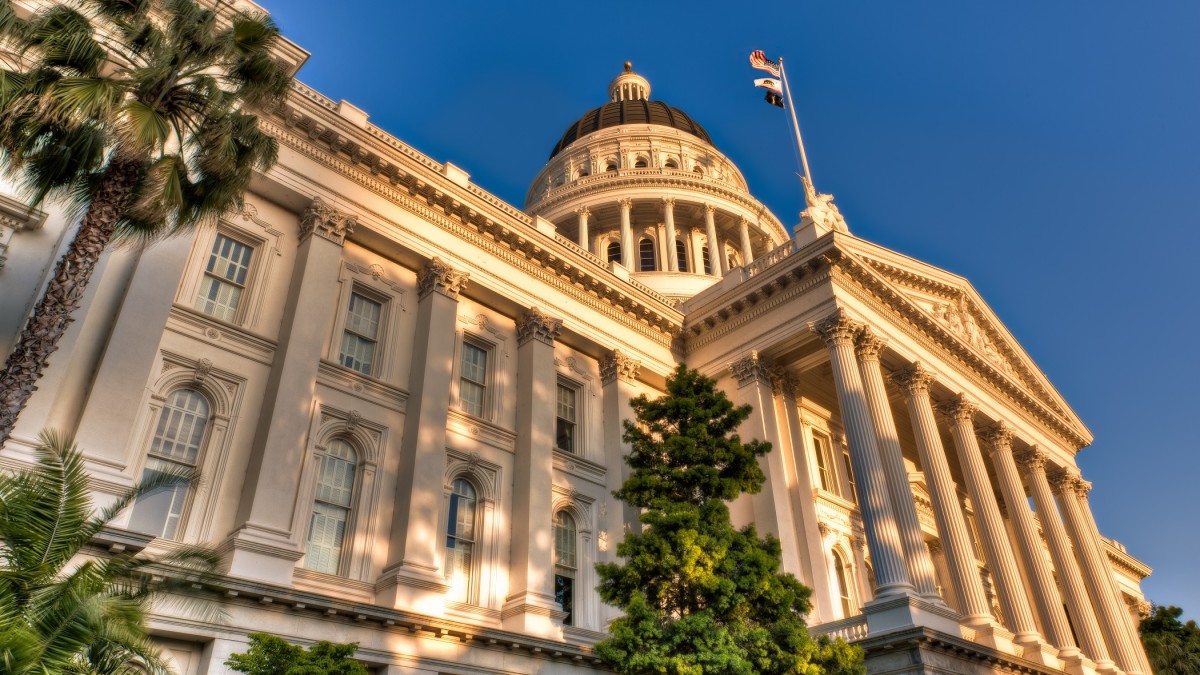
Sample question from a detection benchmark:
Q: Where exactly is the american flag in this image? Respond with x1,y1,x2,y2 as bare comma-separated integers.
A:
749,50,781,78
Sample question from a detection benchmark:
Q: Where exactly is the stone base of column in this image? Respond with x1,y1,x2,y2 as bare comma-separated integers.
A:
375,562,451,613
1016,638,1065,669
863,593,962,637
962,620,1015,655
500,591,565,637
1060,650,1100,675
221,526,304,585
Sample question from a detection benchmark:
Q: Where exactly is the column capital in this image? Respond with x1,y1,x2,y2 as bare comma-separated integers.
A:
854,326,888,361
730,351,772,387
417,257,469,300
661,196,676,208
809,309,863,348
1047,468,1082,496
300,196,357,245
1014,446,1048,474
980,420,1015,452
927,539,943,556
704,203,718,215
768,366,800,398
618,197,633,209
938,394,978,425
516,307,562,347
890,361,935,395
575,206,591,217
600,349,641,385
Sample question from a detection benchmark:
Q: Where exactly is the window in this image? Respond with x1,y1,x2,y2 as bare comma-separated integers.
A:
813,432,835,493
606,242,622,264
702,246,712,274
305,439,358,574
664,158,679,169
675,240,688,273
128,390,209,539
459,341,488,418
445,478,478,601
556,382,578,453
841,450,858,503
727,250,742,270
339,292,382,375
639,238,657,272
577,164,590,178
633,157,648,168
553,511,577,626
605,162,617,172
195,234,253,322
832,550,854,618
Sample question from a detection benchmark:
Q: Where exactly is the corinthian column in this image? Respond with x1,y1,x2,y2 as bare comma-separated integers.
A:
854,329,940,601
576,207,590,253
940,396,1041,646
703,204,723,277
618,198,634,270
1053,471,1147,674
810,311,912,597
891,364,992,624
662,198,678,271
1019,449,1114,672
981,423,1077,659
738,217,753,264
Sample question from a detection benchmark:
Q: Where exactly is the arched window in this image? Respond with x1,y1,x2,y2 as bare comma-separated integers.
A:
727,249,742,270
554,511,578,626
675,240,689,273
445,478,478,601
577,164,590,178
639,238,657,272
693,166,704,175
633,157,648,169
304,439,358,574
605,162,617,172
606,242,622,264
664,158,679,169
832,549,854,618
129,389,210,539
701,246,712,274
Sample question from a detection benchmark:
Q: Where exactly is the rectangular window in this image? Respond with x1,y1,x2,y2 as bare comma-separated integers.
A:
555,575,575,626
459,341,488,418
338,292,382,375
556,382,577,453
813,432,834,492
195,234,253,322
841,450,858,503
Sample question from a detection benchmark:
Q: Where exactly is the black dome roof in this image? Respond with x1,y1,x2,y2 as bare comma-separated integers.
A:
548,99,714,159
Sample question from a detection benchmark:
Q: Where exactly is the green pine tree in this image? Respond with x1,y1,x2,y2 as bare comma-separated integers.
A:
1140,605,1200,675
595,364,864,675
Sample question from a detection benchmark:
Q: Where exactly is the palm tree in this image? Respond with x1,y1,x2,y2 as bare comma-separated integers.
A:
0,0,292,445
0,431,221,674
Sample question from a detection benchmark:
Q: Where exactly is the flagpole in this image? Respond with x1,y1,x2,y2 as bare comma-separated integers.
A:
778,57,815,198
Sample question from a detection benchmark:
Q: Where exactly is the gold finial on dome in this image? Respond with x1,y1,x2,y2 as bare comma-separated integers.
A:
609,62,650,102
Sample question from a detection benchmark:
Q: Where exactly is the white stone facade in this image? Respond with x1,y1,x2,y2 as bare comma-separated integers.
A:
0,28,1152,675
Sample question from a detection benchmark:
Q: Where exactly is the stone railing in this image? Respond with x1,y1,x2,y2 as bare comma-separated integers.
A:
810,614,869,642
744,238,801,278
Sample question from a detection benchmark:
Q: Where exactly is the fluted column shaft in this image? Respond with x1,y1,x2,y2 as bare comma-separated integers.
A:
942,397,1040,643
738,218,753,264
855,331,940,601
983,426,1077,654
812,312,912,597
663,198,679,271
1055,472,1146,674
618,198,634,270
1022,451,1113,669
892,364,992,623
576,207,590,253
704,205,723,277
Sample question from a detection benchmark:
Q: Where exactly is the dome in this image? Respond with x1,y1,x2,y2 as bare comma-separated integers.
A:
548,100,715,160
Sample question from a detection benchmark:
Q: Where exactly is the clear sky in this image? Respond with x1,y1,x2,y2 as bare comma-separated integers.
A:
258,1,1199,616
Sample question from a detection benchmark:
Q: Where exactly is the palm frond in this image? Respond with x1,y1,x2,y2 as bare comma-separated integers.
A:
24,6,106,76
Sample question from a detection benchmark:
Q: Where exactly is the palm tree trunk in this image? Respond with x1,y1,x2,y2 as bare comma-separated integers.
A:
0,155,144,446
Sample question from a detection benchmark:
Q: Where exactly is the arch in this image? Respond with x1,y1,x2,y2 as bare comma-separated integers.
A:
149,364,234,419
576,162,590,179
314,421,380,466
638,238,657,271
304,437,360,574
606,241,622,264
549,495,594,533
663,157,679,169
604,160,618,172
128,388,212,539
633,155,648,169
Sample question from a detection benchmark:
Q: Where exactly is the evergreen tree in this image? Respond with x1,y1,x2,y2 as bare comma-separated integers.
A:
225,633,368,675
1141,605,1200,675
595,365,864,675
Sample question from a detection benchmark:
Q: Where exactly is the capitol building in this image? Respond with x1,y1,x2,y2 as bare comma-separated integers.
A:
0,15,1154,675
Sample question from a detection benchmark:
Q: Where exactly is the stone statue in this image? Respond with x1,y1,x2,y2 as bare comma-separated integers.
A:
800,176,849,233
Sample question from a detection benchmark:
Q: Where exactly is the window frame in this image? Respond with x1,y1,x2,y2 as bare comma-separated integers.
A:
302,438,361,575
336,286,388,377
444,476,481,603
674,240,689,273
455,334,495,421
639,238,657,272
193,231,257,324
555,378,581,454
606,241,622,264
553,510,578,626
128,388,212,541
812,430,836,494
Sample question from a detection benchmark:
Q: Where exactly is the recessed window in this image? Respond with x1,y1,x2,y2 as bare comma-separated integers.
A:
633,157,648,168
606,242,622,264
445,478,478,602
556,382,578,453
554,511,577,626
305,439,358,574
459,341,489,418
578,165,590,178
129,389,210,539
639,238,657,272
605,162,617,172
664,158,678,169
195,234,253,322
813,432,835,493
339,292,382,375
842,450,858,503
675,240,688,273
702,246,712,274
832,549,854,618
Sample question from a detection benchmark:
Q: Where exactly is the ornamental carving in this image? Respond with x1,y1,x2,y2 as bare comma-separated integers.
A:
854,326,888,361
730,351,771,387
192,358,214,383
299,196,357,245
890,361,935,396
1047,468,1082,495
800,176,849,233
980,421,1014,451
809,309,862,347
516,307,562,346
1014,446,1047,474
769,366,800,398
938,394,978,425
927,295,1014,376
600,349,641,385
417,257,469,300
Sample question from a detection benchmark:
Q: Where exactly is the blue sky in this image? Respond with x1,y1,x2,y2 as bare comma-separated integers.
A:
259,1,1199,616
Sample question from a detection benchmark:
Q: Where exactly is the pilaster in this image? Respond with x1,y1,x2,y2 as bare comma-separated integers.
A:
600,349,641,625
703,204,723,277
662,197,678,271
618,198,634,270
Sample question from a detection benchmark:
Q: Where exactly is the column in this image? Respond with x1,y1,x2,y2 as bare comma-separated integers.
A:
940,396,1041,646
503,308,563,636
854,329,940,601
1019,449,1114,672
981,424,1077,656
703,205,723,277
662,197,678,271
927,541,961,612
618,198,634,270
739,217,753,264
228,199,358,584
575,207,590,253
810,311,912,598
1054,470,1147,674
600,350,642,625
378,257,469,606
891,363,992,624
728,353,804,578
